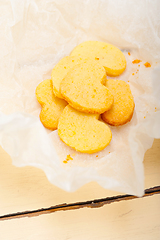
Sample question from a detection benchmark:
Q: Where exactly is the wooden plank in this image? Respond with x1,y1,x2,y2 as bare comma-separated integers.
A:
0,185,159,221
144,139,160,189
0,139,160,215
0,195,160,240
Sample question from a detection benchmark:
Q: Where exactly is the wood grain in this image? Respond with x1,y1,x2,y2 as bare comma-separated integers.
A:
0,194,160,240
0,185,160,221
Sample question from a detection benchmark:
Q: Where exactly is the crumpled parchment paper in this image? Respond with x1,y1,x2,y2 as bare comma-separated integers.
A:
0,0,160,196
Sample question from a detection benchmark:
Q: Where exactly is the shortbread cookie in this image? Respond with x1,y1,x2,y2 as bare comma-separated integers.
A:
60,61,113,114
51,56,90,99
35,79,67,130
58,105,112,153
102,79,134,126
70,41,126,77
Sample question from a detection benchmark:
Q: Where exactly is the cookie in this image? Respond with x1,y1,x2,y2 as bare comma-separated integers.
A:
70,41,126,77
58,105,112,153
101,79,134,126
60,61,113,114
51,56,90,99
35,79,67,130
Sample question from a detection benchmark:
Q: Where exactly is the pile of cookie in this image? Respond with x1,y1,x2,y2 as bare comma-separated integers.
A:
36,41,134,153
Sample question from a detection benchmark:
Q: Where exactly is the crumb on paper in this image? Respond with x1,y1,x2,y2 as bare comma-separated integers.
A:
155,107,157,112
132,59,142,64
96,155,98,157
63,160,68,164
144,116,146,119
66,154,73,161
128,52,131,56
138,65,140,67
144,62,151,68
109,152,110,153
63,154,73,164
132,73,134,75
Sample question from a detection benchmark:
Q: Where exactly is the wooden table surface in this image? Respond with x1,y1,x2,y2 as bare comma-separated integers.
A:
0,139,160,240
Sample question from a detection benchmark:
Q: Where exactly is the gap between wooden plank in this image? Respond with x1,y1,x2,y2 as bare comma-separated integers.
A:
0,186,160,221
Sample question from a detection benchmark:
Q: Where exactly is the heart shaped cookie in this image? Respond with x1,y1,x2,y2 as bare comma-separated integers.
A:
51,56,90,99
60,61,113,114
58,105,112,153
70,41,126,77
102,79,135,126
35,79,67,130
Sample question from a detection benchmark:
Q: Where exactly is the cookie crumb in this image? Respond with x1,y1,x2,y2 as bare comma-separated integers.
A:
128,52,131,56
132,59,142,64
63,154,73,164
144,62,151,68
66,154,73,161
96,155,98,157
132,73,134,75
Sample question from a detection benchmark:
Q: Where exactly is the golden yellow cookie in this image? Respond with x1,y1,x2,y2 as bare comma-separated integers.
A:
51,56,90,99
60,61,113,114
102,79,134,126
58,105,112,153
35,79,67,130
70,41,126,77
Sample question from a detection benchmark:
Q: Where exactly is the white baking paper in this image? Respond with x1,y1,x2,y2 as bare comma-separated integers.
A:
0,0,160,196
